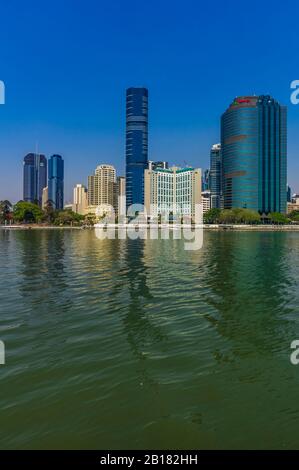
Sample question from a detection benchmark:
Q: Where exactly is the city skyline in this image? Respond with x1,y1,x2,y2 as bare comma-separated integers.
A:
3,87,298,206
0,0,299,203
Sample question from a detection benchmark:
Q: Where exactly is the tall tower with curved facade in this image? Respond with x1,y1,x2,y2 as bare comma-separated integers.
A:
221,95,287,214
125,87,148,210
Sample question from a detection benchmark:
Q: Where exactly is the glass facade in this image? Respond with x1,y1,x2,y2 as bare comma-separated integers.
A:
23,153,47,206
202,169,210,192
209,144,222,209
221,96,287,214
48,154,64,210
125,87,148,209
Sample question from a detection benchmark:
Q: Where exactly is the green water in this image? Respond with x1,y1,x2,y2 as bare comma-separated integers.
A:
0,229,299,449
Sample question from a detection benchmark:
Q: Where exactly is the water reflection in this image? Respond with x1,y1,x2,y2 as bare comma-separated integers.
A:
202,232,296,360
16,230,72,312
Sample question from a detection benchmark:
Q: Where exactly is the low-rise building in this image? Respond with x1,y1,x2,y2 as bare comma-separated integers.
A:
201,190,211,213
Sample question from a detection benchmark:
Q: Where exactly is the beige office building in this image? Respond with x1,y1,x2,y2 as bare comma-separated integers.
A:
73,184,88,214
287,194,299,214
42,186,48,209
115,176,126,218
201,190,211,213
88,164,116,208
144,166,202,221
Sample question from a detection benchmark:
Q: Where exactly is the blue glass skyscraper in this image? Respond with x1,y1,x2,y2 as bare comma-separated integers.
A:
23,153,47,206
48,154,64,210
221,95,287,214
125,87,148,209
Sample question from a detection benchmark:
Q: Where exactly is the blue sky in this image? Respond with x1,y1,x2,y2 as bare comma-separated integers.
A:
0,0,299,203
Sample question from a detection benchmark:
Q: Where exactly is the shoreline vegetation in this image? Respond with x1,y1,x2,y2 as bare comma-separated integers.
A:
1,224,299,232
1,201,299,231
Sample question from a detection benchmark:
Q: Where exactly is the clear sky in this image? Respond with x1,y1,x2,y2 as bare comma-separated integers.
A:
0,0,299,203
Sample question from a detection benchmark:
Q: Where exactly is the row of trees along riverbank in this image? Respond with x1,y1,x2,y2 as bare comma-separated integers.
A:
203,208,299,225
1,201,299,226
0,201,96,226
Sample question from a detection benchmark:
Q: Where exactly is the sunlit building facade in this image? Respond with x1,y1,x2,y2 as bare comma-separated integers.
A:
221,95,287,214
73,184,88,214
88,164,116,207
144,166,202,220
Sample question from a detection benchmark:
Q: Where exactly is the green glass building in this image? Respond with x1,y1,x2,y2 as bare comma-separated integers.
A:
221,95,287,214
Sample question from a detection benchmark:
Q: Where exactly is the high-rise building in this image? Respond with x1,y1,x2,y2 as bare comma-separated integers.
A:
42,186,48,209
210,144,222,209
88,164,116,208
125,87,148,209
221,95,287,214
144,166,202,221
202,169,210,192
23,153,47,206
201,190,211,213
73,184,88,215
287,185,292,203
114,176,126,219
48,154,64,210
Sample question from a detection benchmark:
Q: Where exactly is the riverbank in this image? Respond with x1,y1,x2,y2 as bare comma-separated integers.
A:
0,225,84,230
204,224,299,231
2,224,299,231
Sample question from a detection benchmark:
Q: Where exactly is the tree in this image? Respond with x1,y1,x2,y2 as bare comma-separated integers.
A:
43,200,56,224
83,213,97,226
241,209,261,224
212,208,261,224
219,209,235,224
269,212,290,225
204,208,221,224
289,210,299,223
13,201,44,223
54,210,84,226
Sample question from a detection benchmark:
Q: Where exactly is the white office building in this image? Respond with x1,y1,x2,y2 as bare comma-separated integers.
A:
144,166,202,221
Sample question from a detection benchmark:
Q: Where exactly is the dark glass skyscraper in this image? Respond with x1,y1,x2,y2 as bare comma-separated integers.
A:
23,153,47,206
221,95,287,214
48,154,64,210
125,87,148,209
210,144,222,209
202,168,210,192
287,185,292,203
